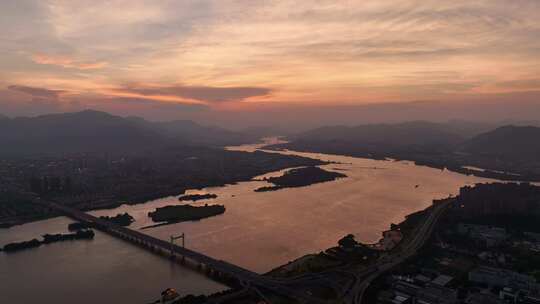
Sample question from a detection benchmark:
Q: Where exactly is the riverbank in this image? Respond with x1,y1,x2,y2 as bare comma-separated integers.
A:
4,138,502,275
0,151,327,229
266,198,441,278
179,193,218,201
265,143,540,182
78,138,500,273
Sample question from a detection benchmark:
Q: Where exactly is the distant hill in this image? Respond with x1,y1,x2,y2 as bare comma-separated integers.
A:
273,122,540,181
241,126,293,138
438,120,500,139
461,125,540,161
125,116,254,146
0,110,162,155
289,121,464,152
0,110,253,155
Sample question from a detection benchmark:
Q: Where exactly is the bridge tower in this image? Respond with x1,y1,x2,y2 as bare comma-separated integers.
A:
169,233,185,259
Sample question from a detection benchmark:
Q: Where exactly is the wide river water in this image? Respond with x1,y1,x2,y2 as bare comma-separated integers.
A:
0,138,498,303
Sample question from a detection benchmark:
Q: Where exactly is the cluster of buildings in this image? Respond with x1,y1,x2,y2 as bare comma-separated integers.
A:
468,266,540,303
456,183,540,218
376,265,540,304
457,224,509,248
377,271,458,304
374,221,540,304
519,233,540,253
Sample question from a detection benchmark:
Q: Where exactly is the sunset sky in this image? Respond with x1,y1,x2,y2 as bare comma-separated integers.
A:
1,0,540,125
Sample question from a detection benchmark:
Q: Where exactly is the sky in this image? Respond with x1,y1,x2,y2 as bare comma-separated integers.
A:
1,0,540,128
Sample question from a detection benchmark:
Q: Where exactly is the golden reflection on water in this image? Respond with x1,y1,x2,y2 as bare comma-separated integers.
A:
90,138,497,273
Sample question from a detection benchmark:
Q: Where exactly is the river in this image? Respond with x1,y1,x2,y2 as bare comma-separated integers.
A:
0,216,226,304
0,138,498,303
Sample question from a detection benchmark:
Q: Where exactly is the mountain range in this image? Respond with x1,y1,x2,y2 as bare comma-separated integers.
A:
0,110,255,155
289,121,465,151
2,110,539,179
275,123,540,180
288,121,539,155
460,125,540,161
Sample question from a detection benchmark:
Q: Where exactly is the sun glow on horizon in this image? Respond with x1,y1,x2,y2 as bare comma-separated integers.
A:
1,0,540,118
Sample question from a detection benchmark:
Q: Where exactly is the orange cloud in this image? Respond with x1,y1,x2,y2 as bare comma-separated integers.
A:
32,54,108,70
8,85,66,99
112,84,272,103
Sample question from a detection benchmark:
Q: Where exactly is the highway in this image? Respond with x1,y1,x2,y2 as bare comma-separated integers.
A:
344,198,453,304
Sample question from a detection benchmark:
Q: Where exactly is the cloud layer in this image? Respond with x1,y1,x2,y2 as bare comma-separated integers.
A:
32,54,108,70
1,0,540,119
8,85,65,99
116,84,271,103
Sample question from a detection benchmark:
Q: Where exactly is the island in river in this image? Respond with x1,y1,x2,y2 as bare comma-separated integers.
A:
146,204,226,228
179,193,218,201
1,137,513,304
67,213,134,231
1,229,95,253
254,166,347,192
99,213,135,226
0,142,325,229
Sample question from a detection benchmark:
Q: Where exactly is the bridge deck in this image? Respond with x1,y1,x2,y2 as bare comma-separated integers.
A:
42,200,260,280
39,199,327,303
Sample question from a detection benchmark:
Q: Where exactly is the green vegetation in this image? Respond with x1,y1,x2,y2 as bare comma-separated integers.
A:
2,230,95,252
0,190,53,228
0,142,323,226
99,212,135,226
178,193,217,201
148,204,225,223
338,234,357,249
68,222,92,231
268,233,378,278
255,166,346,192
267,253,342,278
1,239,41,252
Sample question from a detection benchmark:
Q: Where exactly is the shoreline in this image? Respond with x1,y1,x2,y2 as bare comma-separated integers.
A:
0,185,193,229
265,199,441,278
0,141,326,229
0,165,332,230
2,144,513,281
263,145,540,183
2,145,516,232
1,144,349,230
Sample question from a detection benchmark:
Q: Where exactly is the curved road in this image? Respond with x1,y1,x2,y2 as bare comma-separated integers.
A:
344,198,453,304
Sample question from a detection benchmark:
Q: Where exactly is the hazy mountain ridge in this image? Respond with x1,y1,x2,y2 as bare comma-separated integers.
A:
290,121,466,150
0,110,253,155
274,123,540,181
241,126,292,138
125,116,254,146
461,125,540,161
288,122,540,155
